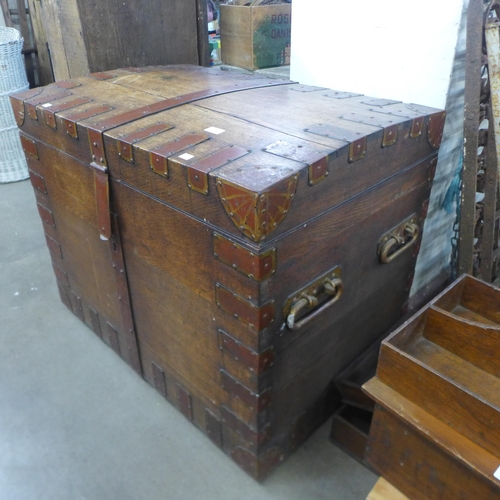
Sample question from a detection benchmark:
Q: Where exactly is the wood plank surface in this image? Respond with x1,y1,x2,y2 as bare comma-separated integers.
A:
196,0,210,66
364,378,500,500
15,0,29,50
424,306,500,377
77,0,199,73
458,0,484,275
26,0,54,85
0,0,12,26
377,337,500,458
38,0,71,79
366,478,410,500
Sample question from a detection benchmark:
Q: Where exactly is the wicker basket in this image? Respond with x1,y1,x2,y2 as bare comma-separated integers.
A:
0,27,29,183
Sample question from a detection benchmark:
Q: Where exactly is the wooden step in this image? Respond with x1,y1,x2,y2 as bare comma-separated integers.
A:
363,378,500,500
423,306,500,377
432,274,500,324
378,332,500,457
374,275,500,458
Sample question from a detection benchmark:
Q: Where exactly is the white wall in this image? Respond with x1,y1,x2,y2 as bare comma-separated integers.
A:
0,8,5,27
290,0,465,109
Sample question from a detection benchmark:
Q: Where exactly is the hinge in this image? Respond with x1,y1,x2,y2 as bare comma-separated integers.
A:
88,128,107,166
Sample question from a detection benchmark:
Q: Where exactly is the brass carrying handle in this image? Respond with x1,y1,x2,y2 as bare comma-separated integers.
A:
379,223,419,264
286,277,343,330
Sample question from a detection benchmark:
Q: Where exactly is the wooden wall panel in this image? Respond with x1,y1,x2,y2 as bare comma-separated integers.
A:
77,0,199,73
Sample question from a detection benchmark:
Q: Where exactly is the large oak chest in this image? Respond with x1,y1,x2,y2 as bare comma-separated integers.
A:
11,65,444,479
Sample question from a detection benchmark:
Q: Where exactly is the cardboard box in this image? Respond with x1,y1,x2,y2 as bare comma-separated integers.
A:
220,4,291,70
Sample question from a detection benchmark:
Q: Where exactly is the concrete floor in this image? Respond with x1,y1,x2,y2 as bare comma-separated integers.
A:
0,179,378,500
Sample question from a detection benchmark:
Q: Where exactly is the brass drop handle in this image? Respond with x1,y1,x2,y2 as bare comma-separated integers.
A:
379,223,419,264
286,277,343,330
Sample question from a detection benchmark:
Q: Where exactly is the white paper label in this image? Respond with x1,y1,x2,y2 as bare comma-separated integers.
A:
178,153,194,161
204,126,225,135
494,466,500,481
42,103,53,108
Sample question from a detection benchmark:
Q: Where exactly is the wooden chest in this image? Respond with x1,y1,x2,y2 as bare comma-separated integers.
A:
10,65,444,479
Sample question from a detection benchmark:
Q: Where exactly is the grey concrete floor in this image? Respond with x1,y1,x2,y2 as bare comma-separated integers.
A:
0,179,378,500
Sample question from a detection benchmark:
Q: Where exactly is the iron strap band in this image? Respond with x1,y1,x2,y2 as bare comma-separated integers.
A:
88,79,295,133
